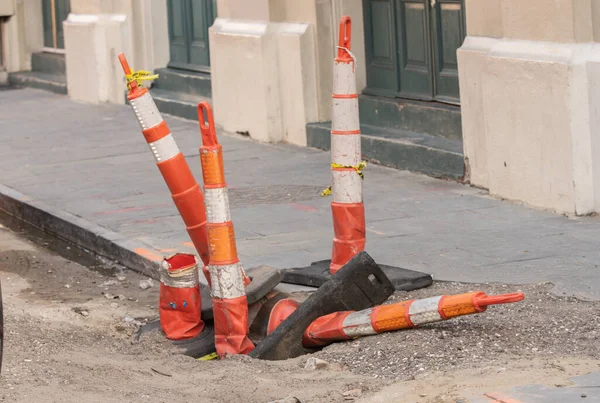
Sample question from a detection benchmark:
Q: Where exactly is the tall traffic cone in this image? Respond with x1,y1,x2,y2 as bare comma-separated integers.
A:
328,16,366,274
280,17,432,292
117,53,210,267
302,291,525,347
197,101,254,357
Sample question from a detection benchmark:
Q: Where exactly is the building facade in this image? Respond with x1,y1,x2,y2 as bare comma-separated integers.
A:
1,0,599,216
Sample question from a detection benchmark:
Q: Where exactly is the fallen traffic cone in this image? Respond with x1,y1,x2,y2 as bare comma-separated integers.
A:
197,101,254,357
117,53,210,267
302,291,525,347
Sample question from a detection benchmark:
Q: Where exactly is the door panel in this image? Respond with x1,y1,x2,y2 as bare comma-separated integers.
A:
167,0,217,72
42,0,70,49
431,0,465,102
189,0,213,67
363,0,466,103
54,0,70,49
42,1,54,48
167,0,189,65
396,0,433,99
363,0,399,96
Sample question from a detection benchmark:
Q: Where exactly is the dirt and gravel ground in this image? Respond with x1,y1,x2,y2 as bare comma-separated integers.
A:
0,218,598,403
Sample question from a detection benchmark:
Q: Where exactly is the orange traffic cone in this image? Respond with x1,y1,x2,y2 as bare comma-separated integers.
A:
117,53,210,267
159,254,204,340
197,101,254,357
326,16,366,274
302,291,525,347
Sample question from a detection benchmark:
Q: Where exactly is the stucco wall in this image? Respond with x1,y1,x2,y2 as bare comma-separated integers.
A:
459,0,600,215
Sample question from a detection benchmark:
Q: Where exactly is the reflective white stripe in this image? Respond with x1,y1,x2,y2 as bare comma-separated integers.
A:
408,296,443,326
332,97,359,132
331,133,361,167
332,62,357,95
159,257,199,288
207,263,246,299
332,170,362,203
342,309,376,337
129,92,163,130
204,187,231,223
148,134,180,162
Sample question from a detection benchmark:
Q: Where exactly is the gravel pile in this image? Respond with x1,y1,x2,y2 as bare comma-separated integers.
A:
316,281,600,381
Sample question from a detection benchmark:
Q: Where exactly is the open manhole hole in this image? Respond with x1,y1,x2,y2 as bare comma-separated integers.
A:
228,185,325,209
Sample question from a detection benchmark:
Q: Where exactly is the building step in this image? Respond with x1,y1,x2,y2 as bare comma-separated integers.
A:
359,95,462,142
150,88,210,121
153,68,212,99
9,71,67,95
306,122,465,179
31,52,66,75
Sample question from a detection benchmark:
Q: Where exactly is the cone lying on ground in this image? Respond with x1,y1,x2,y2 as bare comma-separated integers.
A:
302,291,525,347
327,16,366,274
197,101,254,357
265,291,524,348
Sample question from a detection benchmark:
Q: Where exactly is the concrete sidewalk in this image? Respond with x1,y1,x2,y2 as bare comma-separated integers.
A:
0,88,599,300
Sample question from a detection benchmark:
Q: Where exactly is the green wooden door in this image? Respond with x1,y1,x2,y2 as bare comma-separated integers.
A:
363,0,465,103
167,0,217,72
42,0,71,50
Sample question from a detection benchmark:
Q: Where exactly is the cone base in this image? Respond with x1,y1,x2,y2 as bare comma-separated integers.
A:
282,258,432,292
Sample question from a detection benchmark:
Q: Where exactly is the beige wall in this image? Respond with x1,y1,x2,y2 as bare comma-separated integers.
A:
63,0,169,104
210,0,365,145
459,0,600,215
162,0,363,142
2,0,43,73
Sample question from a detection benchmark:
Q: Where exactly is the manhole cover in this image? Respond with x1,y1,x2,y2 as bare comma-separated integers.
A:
228,185,325,209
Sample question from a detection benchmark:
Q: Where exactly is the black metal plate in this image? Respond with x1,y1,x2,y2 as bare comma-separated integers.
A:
282,259,433,291
249,251,395,361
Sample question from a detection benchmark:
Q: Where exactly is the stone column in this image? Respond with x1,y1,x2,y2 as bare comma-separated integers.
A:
63,0,168,104
210,0,365,146
458,0,600,215
1,0,43,73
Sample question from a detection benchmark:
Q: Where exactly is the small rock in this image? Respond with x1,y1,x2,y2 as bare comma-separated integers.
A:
329,363,343,371
124,316,144,327
342,389,362,400
103,292,115,300
64,284,71,289
47,270,53,274
419,394,427,398
139,278,154,290
304,357,329,370
268,398,301,403
110,303,119,309
117,295,126,300
582,394,587,398
73,307,89,317
99,280,118,287
116,275,126,282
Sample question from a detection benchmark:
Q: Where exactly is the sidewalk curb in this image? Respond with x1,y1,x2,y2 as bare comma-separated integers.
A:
0,184,161,279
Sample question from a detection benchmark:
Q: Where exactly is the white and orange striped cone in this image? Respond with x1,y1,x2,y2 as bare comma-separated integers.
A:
324,16,366,274
197,101,254,357
301,291,525,348
118,53,210,268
